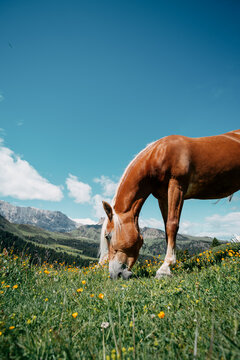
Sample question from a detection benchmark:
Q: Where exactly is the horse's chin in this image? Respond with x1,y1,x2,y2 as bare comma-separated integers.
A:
121,268,133,280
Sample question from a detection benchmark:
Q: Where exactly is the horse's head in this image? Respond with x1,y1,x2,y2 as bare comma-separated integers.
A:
101,201,143,280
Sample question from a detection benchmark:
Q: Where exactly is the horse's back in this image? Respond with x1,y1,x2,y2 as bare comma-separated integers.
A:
151,130,240,200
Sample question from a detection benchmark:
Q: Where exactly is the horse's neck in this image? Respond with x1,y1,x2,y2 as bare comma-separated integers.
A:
113,156,152,218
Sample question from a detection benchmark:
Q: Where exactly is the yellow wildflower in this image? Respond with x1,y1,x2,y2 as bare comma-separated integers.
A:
9,326,15,330
98,293,104,299
12,285,18,289
72,312,78,318
82,280,86,285
77,288,83,293
90,294,94,298
158,311,165,319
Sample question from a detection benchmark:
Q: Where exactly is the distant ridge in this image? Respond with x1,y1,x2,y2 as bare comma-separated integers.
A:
0,200,76,233
0,200,217,256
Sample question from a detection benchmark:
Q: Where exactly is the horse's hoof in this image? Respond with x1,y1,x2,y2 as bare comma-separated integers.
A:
155,272,172,279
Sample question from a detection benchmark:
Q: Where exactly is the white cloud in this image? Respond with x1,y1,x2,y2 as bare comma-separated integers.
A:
138,211,240,240
0,139,63,201
72,218,96,226
178,212,240,239
94,175,118,197
66,174,92,203
92,194,112,219
199,212,240,239
139,217,164,229
0,94,4,102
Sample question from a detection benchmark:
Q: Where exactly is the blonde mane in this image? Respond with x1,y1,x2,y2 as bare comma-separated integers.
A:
99,211,122,263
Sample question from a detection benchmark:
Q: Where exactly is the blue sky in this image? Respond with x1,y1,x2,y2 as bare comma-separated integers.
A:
0,0,240,238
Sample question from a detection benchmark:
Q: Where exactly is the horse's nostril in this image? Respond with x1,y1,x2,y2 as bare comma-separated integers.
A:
117,272,122,278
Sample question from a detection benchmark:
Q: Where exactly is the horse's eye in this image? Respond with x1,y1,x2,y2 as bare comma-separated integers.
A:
105,233,111,242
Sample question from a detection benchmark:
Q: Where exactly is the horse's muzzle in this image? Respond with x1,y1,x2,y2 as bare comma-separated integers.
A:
109,260,132,280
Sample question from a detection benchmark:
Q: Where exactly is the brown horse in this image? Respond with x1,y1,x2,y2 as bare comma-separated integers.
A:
100,129,240,279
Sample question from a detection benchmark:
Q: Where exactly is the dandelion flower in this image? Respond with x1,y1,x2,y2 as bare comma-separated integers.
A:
72,312,78,318
98,293,104,299
45,298,48,302
158,311,165,319
77,288,83,293
90,294,94,298
9,326,15,330
101,321,109,329
0,331,2,336
82,280,86,285
12,285,18,289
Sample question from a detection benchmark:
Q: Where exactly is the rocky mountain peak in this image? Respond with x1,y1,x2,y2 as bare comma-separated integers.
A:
0,200,76,233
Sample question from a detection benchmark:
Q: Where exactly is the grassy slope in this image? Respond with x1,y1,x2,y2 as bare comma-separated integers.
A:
0,216,98,262
0,243,239,359
0,215,216,266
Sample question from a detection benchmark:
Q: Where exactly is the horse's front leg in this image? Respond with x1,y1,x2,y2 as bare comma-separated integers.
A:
156,179,184,279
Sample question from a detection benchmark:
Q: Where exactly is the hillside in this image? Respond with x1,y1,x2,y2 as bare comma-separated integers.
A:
72,224,215,256
0,216,98,266
0,212,218,267
0,243,239,359
0,200,77,232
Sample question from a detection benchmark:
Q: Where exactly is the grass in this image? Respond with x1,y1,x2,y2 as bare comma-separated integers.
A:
0,243,240,359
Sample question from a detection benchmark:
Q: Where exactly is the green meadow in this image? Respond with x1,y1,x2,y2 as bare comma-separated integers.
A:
0,243,240,359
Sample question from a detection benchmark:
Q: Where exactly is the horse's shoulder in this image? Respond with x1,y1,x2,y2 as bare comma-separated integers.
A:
156,135,191,154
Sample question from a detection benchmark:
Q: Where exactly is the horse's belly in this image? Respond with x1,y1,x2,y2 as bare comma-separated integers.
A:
184,172,240,200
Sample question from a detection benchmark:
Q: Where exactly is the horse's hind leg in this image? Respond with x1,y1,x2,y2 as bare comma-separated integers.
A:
156,179,184,279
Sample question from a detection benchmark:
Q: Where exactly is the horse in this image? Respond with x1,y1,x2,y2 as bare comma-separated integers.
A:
99,129,240,279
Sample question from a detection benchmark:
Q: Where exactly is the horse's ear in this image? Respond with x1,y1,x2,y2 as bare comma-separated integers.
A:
102,201,113,222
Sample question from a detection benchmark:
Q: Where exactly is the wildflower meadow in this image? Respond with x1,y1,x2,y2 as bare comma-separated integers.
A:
0,243,240,359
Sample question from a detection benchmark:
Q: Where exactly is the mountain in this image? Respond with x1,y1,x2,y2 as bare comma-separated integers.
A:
0,200,218,261
0,215,98,266
0,200,76,232
140,226,214,256
73,224,215,256
70,224,102,241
